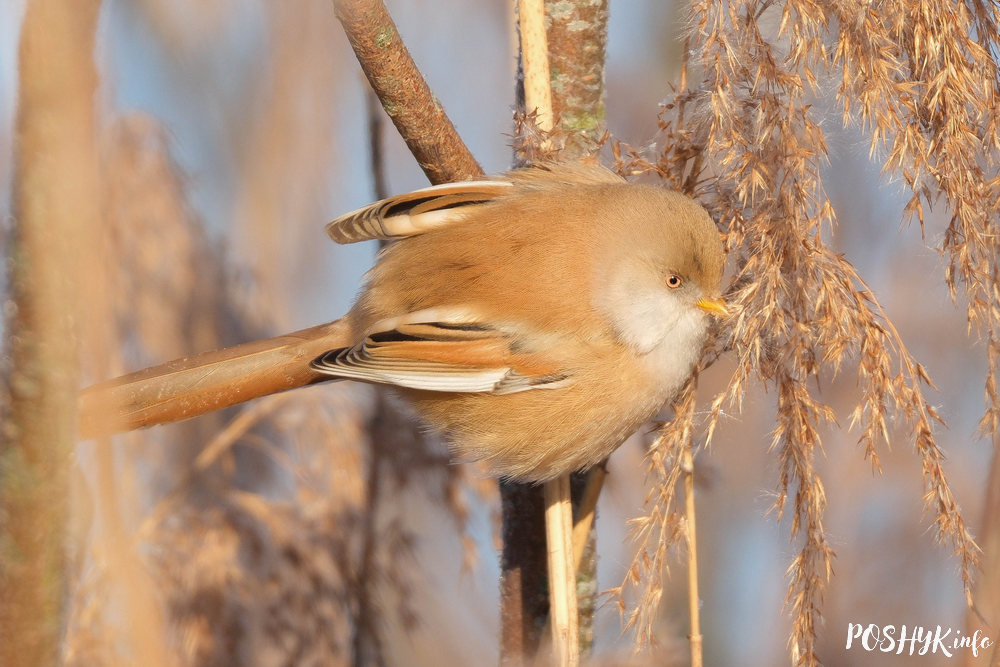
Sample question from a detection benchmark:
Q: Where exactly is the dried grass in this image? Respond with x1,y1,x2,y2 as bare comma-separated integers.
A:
12,1,994,664
65,104,491,664
612,0,996,663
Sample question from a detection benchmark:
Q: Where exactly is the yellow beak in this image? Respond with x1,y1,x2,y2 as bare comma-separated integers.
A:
696,297,729,317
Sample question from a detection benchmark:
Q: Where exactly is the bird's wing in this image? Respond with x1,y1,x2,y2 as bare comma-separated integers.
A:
310,309,573,394
326,180,514,244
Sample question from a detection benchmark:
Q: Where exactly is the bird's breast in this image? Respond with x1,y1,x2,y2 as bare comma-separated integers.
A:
635,308,709,395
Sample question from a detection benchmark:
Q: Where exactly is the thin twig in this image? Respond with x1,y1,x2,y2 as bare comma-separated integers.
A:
365,86,389,202
572,464,605,571
517,0,553,133
544,475,579,667
682,445,703,667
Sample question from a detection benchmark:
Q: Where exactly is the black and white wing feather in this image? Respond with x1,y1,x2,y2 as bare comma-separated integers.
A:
311,311,572,394
326,180,514,244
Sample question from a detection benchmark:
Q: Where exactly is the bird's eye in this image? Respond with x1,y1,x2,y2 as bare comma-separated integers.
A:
666,274,683,288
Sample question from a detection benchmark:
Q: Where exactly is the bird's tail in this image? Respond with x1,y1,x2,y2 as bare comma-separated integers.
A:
78,318,352,438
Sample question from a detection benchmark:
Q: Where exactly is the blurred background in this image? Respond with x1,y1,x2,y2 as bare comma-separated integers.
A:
0,0,995,665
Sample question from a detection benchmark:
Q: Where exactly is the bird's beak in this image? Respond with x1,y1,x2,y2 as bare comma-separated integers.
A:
696,297,729,317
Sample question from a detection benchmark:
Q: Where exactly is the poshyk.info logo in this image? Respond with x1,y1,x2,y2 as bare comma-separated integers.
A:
846,623,993,659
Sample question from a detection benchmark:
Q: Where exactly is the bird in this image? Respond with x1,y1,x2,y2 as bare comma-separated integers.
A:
79,162,726,483
311,162,727,481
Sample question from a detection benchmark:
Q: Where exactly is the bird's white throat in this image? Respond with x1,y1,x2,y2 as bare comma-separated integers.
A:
595,282,709,384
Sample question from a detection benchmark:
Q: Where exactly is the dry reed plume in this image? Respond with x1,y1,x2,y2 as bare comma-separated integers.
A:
61,108,492,665
611,0,997,663
6,1,998,665
52,5,493,658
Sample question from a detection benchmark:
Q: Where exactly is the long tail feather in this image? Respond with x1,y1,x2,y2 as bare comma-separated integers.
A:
78,318,352,438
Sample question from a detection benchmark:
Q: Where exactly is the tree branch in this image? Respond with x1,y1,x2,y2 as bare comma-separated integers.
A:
79,0,485,440
333,0,483,184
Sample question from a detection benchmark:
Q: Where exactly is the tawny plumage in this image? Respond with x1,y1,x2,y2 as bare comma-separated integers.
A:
80,163,725,482
313,163,726,481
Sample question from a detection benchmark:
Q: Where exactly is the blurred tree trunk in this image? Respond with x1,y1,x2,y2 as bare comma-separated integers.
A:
0,1,102,665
